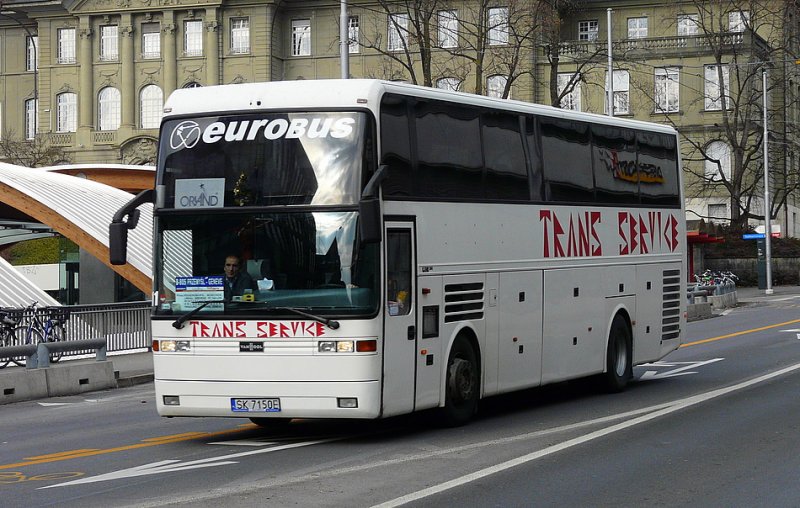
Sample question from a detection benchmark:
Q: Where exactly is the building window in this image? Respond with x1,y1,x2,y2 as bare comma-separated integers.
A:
291,19,311,56
348,16,359,53
488,7,509,46
438,10,458,48
100,25,119,61
142,22,161,59
184,81,201,88
557,73,581,111
707,203,728,220
57,28,76,64
579,20,598,41
24,99,37,140
436,77,460,91
677,14,699,36
606,70,630,115
184,20,203,56
230,18,249,54
388,13,408,52
655,67,679,113
98,87,121,131
627,17,648,39
56,92,77,132
705,64,730,111
705,141,732,182
140,85,163,129
729,11,750,32
486,75,508,99
26,35,38,71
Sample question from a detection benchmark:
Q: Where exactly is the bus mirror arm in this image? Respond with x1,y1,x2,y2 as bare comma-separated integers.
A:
109,189,155,265
359,165,387,244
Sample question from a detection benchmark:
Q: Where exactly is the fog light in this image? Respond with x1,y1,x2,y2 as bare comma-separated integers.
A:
337,397,358,408
336,341,354,353
318,341,337,352
163,395,180,406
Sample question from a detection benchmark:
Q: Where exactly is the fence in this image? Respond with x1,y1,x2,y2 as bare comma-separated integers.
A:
1,301,151,362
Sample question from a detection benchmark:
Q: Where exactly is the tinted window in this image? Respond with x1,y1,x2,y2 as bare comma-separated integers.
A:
482,112,528,201
524,116,544,201
415,100,483,199
638,131,680,206
592,125,638,204
380,94,414,197
541,117,594,202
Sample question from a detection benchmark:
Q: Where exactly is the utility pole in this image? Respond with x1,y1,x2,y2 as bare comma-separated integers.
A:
763,69,773,294
340,0,349,79
607,8,613,116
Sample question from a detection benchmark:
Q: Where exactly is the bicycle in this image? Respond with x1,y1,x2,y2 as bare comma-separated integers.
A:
10,303,68,367
0,309,19,369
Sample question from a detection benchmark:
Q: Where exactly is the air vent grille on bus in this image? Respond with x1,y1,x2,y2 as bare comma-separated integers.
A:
661,269,682,341
443,282,485,323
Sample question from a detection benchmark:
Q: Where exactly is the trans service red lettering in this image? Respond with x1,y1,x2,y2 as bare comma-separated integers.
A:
540,210,602,258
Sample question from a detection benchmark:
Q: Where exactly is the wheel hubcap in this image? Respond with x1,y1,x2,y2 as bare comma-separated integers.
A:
448,357,475,403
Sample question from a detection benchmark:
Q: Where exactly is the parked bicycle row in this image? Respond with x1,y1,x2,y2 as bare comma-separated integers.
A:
688,269,739,299
0,302,69,369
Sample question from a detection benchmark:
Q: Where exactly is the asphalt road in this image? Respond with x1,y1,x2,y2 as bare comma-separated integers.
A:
2,295,800,508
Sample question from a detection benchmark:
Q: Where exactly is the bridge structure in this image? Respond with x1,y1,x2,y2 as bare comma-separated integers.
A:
0,163,154,307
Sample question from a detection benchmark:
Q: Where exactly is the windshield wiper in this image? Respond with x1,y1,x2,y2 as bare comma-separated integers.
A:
172,301,224,329
239,303,340,330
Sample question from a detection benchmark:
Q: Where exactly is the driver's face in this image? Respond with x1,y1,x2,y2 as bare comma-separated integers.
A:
224,257,241,278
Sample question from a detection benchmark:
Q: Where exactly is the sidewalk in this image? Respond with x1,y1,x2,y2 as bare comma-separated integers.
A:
734,285,800,303
0,350,153,405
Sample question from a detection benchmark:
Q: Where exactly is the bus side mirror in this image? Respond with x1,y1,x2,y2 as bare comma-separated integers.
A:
359,197,382,244
109,189,154,266
359,165,388,244
109,222,129,265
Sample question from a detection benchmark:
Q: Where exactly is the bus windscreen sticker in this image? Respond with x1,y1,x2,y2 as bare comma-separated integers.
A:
174,276,224,312
175,178,225,209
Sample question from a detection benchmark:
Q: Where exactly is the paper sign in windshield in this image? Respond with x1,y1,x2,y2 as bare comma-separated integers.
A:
175,276,224,312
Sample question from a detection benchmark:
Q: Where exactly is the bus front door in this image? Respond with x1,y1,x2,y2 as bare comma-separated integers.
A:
382,222,417,417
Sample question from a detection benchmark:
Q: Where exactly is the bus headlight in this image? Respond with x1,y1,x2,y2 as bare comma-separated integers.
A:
160,340,191,352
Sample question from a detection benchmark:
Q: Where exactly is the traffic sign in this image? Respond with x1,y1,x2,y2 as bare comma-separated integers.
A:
742,233,765,240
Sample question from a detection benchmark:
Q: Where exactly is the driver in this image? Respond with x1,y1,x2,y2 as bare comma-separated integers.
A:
223,254,257,301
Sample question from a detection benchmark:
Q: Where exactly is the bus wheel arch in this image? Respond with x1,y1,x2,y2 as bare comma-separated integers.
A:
441,328,481,426
603,310,633,392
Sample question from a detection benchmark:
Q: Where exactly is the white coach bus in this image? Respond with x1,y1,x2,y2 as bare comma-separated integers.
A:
111,79,685,426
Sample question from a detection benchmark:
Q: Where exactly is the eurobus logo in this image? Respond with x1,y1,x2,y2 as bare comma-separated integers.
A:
169,120,202,150
171,116,356,149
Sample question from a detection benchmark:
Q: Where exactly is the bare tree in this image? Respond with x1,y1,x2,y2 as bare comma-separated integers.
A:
641,0,796,228
359,0,445,86
0,132,70,168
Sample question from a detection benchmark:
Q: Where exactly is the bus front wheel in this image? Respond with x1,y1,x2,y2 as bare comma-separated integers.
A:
604,314,633,392
441,338,479,426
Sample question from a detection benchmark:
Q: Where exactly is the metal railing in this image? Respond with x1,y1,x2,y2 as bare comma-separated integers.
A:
0,301,151,365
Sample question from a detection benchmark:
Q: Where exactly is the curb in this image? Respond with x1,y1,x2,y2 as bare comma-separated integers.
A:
115,372,154,388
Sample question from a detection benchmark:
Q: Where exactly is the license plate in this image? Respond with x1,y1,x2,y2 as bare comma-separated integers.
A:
231,398,281,412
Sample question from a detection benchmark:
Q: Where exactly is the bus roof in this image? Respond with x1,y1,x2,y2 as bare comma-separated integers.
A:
162,79,678,135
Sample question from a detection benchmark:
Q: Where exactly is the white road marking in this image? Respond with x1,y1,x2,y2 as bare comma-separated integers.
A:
41,439,338,489
638,358,724,381
372,361,800,508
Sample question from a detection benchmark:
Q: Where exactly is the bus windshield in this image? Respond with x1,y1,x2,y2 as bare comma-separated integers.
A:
154,211,380,317
157,111,371,207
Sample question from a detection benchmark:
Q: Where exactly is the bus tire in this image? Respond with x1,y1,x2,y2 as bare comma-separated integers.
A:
604,314,632,392
249,417,293,428
441,337,479,426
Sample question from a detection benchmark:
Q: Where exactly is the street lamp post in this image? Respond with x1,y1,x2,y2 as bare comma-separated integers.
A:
763,69,773,295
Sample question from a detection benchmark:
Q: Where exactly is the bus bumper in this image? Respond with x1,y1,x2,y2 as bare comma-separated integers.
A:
154,379,382,419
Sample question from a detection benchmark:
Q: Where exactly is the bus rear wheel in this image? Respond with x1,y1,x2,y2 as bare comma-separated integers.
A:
603,314,632,392
441,338,479,426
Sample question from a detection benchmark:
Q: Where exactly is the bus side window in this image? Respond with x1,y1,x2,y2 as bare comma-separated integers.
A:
386,229,412,316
